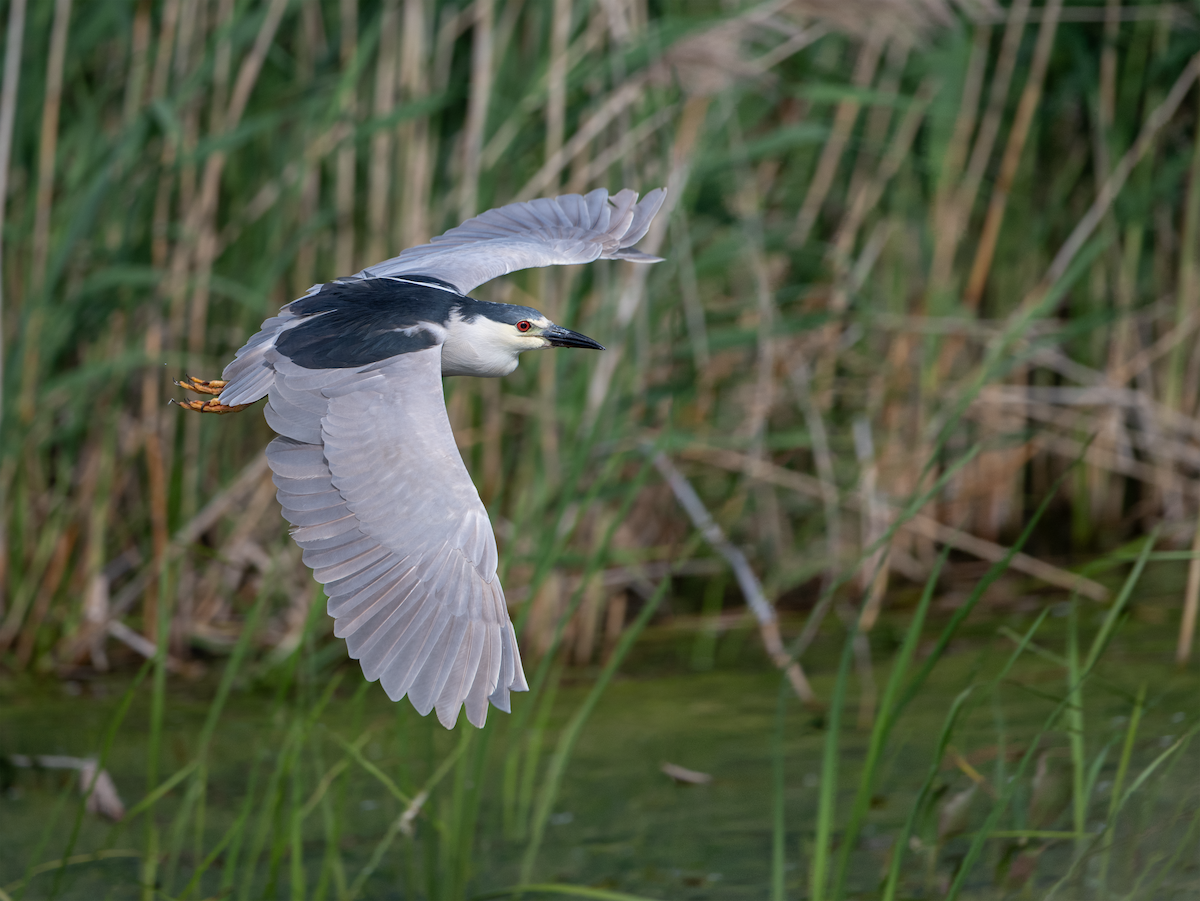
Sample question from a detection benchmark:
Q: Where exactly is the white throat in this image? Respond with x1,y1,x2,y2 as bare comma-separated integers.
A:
441,313,536,377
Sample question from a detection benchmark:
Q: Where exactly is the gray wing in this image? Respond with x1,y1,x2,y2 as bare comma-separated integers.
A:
263,346,527,728
354,187,667,294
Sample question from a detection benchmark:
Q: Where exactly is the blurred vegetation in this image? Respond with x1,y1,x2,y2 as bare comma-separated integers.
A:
2,0,1200,897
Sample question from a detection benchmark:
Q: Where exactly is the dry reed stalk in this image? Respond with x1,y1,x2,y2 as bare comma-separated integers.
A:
572,575,604,665
963,0,1062,308
789,28,885,249
123,0,152,124
953,0,1060,540
14,523,76,667
1093,229,1146,526
653,452,818,707
1178,515,1200,664
140,0,182,644
790,361,841,594
481,6,608,171
853,418,889,631
724,102,789,560
583,95,701,426
537,271,561,484
0,0,27,618
830,77,935,297
684,445,1111,602
209,0,235,133
1167,91,1200,413
173,0,201,213
395,0,431,252
670,210,712,408
367,0,399,264
295,4,327,294
843,39,907,224
179,0,289,525
929,0,1029,395
0,504,67,653
460,0,494,221
17,0,72,426
927,22,988,297
546,0,572,169
334,0,358,274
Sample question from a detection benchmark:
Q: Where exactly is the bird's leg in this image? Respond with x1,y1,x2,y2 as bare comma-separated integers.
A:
172,375,250,414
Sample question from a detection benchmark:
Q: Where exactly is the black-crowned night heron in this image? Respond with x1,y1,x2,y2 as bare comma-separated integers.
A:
177,187,667,729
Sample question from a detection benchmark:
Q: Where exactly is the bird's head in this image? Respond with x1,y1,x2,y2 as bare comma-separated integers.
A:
441,301,604,378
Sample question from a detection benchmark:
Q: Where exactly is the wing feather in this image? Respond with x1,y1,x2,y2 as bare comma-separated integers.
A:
354,188,666,294
261,349,525,729
228,187,669,728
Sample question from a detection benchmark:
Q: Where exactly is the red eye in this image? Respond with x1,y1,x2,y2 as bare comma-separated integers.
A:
516,320,532,332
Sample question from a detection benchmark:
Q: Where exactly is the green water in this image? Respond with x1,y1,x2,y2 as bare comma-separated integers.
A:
2,592,1199,899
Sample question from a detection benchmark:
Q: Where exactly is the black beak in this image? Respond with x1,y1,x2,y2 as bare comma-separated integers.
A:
544,324,604,351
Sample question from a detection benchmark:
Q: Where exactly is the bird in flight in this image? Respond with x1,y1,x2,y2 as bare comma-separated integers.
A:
176,187,667,729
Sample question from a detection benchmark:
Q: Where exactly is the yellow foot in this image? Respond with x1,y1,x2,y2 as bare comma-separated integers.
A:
174,375,228,396
171,397,250,414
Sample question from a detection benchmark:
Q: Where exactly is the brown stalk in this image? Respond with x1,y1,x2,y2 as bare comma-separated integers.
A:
460,0,494,220
927,22,988,297
0,0,27,618
1179,514,1200,665
173,0,201,214
1167,90,1200,414
395,0,430,252
177,0,288,637
293,2,325,294
367,0,398,264
930,0,1030,391
122,0,152,124
842,39,908,230
789,363,841,647
853,418,889,632
830,77,937,293
531,0,573,492
333,0,358,274
0,505,66,653
671,209,711,405
963,0,1063,309
140,0,182,644
958,0,1031,239
14,523,77,668
546,0,572,169
725,102,789,559
789,29,885,248
582,94,701,427
17,0,72,425
1175,98,1200,665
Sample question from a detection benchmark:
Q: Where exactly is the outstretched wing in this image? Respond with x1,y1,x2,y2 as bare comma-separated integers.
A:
265,346,527,728
355,187,667,294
